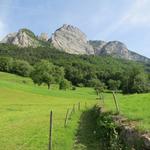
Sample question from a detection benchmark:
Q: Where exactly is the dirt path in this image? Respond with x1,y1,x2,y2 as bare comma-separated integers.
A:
73,109,102,150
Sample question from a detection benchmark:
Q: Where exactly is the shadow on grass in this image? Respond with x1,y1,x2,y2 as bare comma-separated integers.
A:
74,109,102,150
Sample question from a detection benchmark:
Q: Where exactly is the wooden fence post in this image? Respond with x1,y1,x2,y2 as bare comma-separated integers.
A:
64,108,69,128
101,93,104,106
73,104,75,113
78,102,80,111
112,91,120,114
49,111,53,150
85,102,87,109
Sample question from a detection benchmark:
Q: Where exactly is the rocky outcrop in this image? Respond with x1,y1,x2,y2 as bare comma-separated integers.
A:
1,29,44,48
49,24,94,55
112,115,150,150
100,41,129,59
90,40,150,62
38,33,49,41
89,40,107,55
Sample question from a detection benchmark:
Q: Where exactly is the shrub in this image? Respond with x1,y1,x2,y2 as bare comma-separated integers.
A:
59,79,71,90
108,79,121,91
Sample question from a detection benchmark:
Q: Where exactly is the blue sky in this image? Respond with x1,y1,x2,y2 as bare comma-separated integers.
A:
0,0,150,57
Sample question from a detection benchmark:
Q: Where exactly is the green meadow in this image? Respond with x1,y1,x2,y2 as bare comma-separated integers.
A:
0,72,97,150
0,71,150,150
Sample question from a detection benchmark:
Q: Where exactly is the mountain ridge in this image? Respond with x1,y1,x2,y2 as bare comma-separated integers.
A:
1,24,149,62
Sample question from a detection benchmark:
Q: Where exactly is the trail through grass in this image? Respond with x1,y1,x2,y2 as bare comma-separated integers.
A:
74,109,102,150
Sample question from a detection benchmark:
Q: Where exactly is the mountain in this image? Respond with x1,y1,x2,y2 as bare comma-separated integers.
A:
1,24,150,62
89,40,107,55
1,29,48,48
90,40,150,62
49,24,94,55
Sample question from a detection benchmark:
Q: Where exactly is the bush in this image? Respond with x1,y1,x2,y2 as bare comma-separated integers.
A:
59,79,71,90
72,86,76,90
87,78,101,87
108,79,121,91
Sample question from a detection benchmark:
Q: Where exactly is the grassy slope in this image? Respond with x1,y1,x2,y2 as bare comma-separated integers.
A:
1,71,150,149
104,93,150,131
0,72,97,150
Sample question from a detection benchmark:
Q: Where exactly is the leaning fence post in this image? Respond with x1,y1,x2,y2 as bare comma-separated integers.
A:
49,111,53,150
64,108,69,128
112,91,120,114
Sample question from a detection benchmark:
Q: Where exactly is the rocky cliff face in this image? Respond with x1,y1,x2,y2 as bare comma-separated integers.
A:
100,41,129,59
90,40,150,62
49,24,94,55
1,29,44,48
38,33,49,41
89,40,107,55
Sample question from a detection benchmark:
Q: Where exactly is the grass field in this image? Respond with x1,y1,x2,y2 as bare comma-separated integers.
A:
1,71,150,150
0,72,98,150
103,93,150,131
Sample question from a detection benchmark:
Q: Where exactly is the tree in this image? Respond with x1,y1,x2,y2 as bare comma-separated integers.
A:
12,60,33,77
108,79,121,91
54,66,65,84
94,81,106,96
59,79,71,90
31,60,65,89
0,57,13,72
121,66,150,93
88,78,101,87
132,73,150,93
31,60,55,89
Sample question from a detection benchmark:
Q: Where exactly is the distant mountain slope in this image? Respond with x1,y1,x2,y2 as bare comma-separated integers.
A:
1,24,150,62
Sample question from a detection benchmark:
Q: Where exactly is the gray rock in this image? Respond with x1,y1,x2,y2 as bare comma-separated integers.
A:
49,24,94,55
89,40,107,55
90,40,150,62
1,29,42,48
100,41,129,59
38,33,49,41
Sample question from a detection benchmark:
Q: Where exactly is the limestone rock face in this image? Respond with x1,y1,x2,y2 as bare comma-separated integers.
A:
38,33,49,41
100,41,129,59
89,40,107,55
1,29,42,47
49,24,94,55
90,40,150,62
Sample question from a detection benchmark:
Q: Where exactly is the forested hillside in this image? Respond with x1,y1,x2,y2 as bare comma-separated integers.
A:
0,43,150,93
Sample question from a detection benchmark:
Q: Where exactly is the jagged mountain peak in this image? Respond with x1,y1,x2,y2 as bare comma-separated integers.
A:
49,24,94,55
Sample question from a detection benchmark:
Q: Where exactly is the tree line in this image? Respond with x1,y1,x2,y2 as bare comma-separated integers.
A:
0,43,150,93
